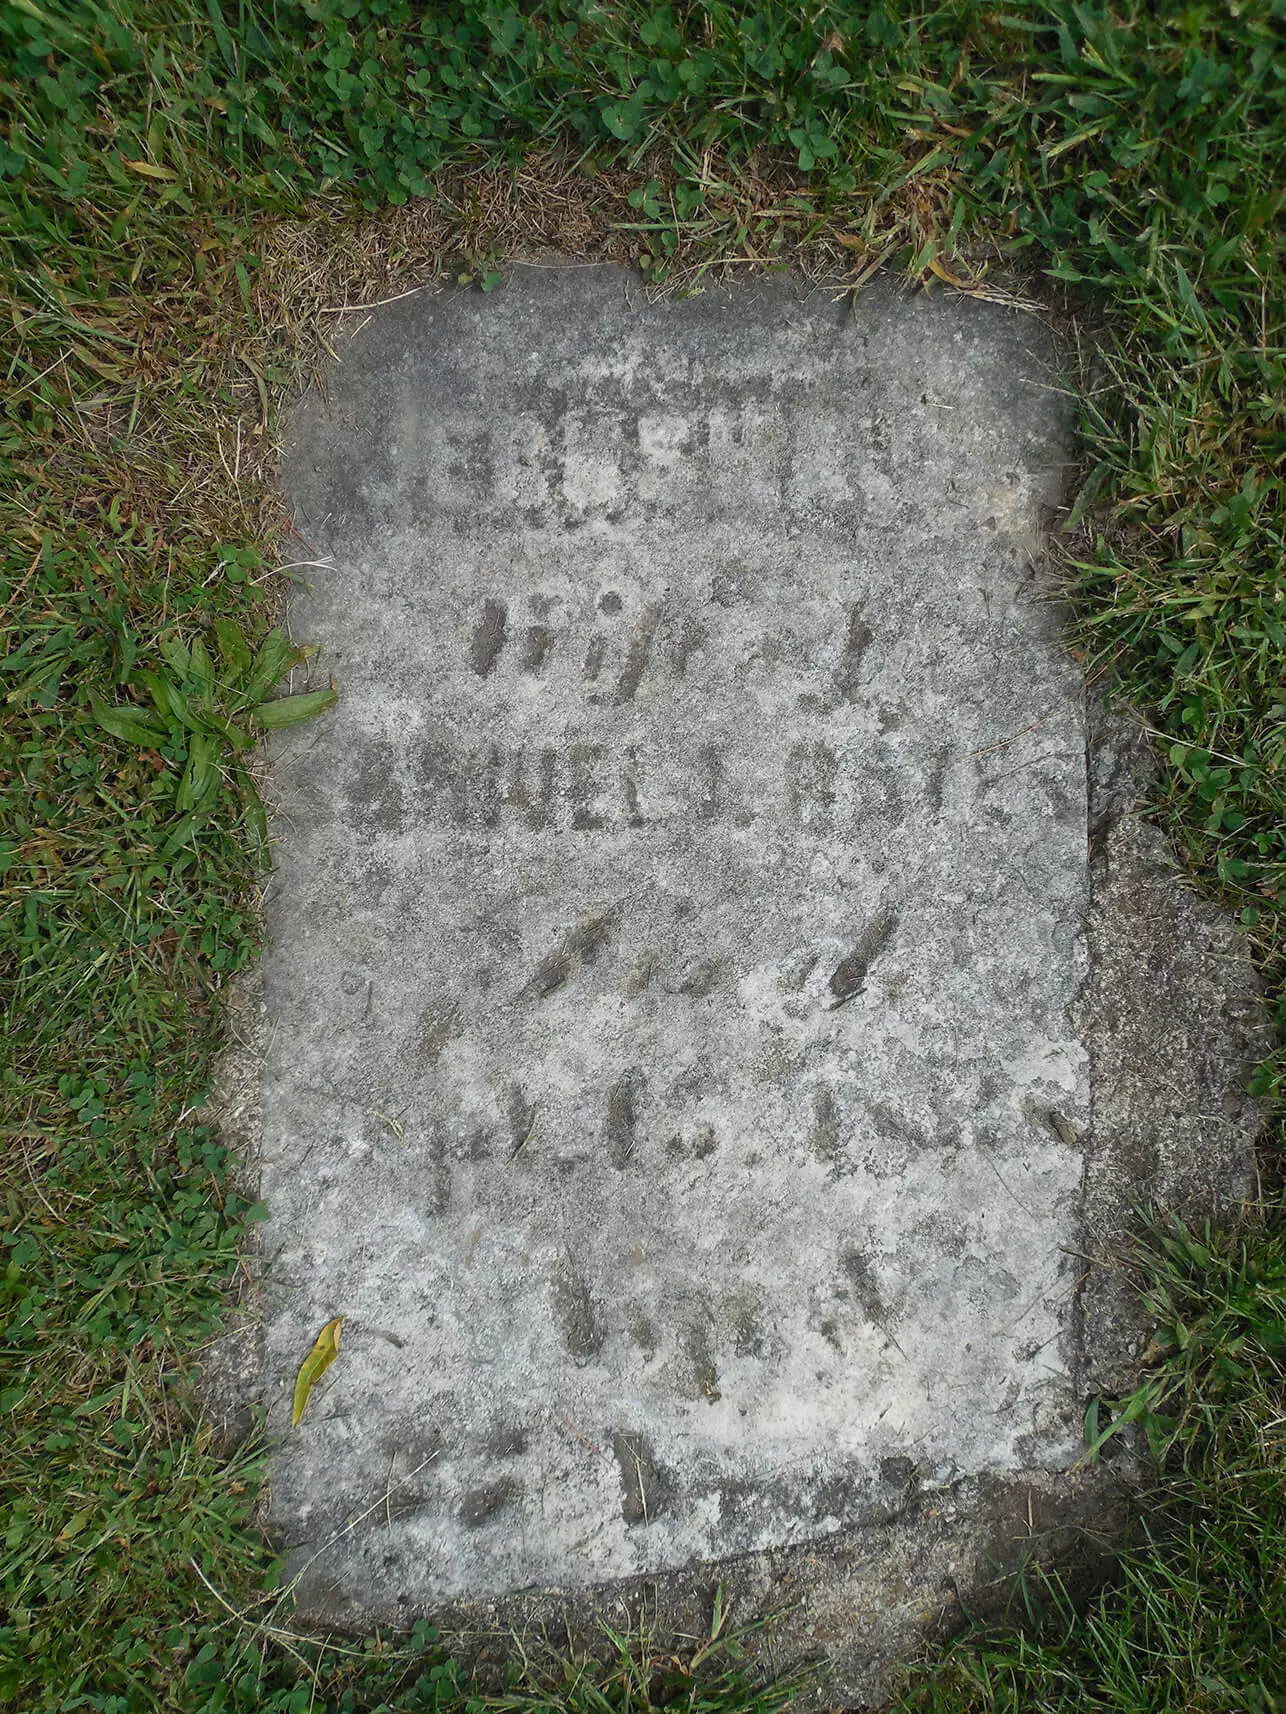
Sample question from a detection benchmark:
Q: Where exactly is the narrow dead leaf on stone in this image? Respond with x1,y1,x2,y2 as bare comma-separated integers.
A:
926,254,977,289
291,1317,343,1428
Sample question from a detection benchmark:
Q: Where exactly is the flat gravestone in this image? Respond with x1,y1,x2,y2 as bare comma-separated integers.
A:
231,268,1262,1677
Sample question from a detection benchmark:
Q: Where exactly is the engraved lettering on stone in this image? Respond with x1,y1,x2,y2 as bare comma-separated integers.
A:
470,597,508,676
829,909,899,1009
267,268,1092,1615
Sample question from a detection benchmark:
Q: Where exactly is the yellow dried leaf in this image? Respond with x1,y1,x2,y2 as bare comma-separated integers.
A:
291,1317,344,1428
927,255,976,289
56,1505,94,1543
122,158,178,181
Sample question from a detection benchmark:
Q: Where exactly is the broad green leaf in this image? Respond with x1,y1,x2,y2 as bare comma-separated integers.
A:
213,616,253,680
176,732,220,811
236,768,270,857
90,696,166,747
244,629,307,706
157,811,205,861
199,709,255,751
188,635,214,698
137,668,194,728
251,686,337,728
292,1317,343,1428
157,634,191,680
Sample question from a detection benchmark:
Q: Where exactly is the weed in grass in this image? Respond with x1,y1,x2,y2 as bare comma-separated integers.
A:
1,2,1283,1710
485,1603,809,1714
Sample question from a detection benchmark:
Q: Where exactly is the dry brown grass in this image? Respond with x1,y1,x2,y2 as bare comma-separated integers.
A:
89,147,1035,630
4,144,1044,661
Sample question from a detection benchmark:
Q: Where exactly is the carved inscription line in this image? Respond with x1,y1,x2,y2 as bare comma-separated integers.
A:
387,737,914,836
828,908,900,1008
470,595,663,705
382,393,903,527
520,908,621,999
407,1073,961,1186
460,591,881,710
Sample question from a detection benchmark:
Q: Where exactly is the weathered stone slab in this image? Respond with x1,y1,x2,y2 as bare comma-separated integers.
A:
224,269,1264,1688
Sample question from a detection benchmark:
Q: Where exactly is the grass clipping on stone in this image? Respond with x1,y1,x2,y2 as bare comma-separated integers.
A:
1,3,1283,1711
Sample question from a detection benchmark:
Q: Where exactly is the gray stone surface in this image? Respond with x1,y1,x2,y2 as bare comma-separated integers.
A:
1078,700,1270,1394
211,266,1266,1700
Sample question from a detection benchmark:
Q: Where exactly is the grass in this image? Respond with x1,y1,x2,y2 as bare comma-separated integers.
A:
897,1214,1286,1713
0,1,1282,1709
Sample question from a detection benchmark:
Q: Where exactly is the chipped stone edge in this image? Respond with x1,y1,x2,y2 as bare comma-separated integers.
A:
1076,697,1271,1398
